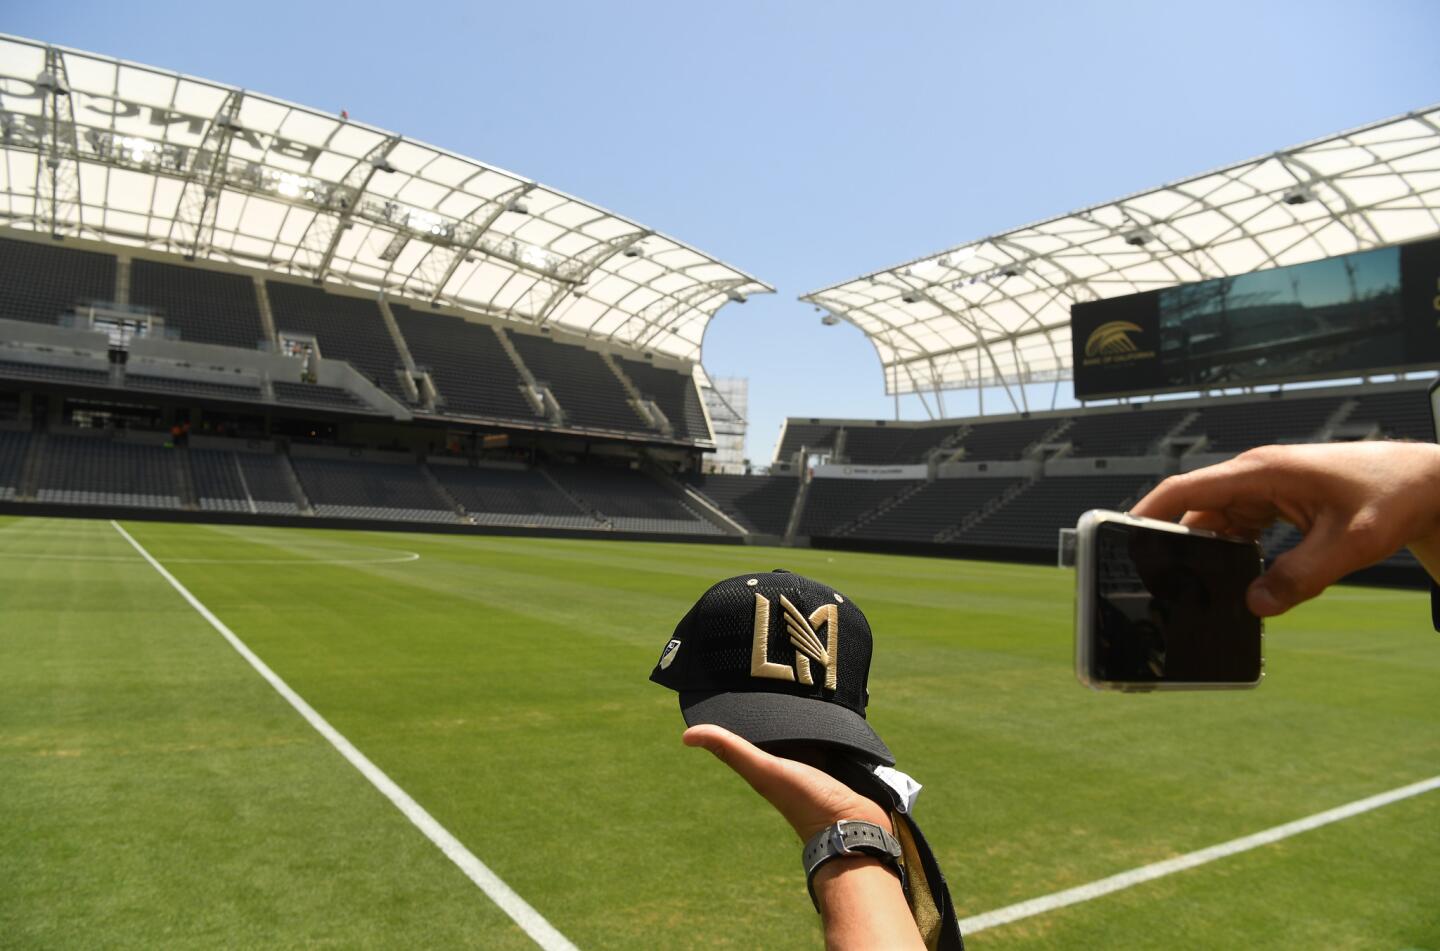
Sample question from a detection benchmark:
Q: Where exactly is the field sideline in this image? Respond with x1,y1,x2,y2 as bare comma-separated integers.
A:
2,516,1437,949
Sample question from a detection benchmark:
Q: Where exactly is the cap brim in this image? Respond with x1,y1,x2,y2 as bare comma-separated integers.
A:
679,690,895,766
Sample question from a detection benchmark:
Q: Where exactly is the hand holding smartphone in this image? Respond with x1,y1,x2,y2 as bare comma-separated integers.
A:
1075,509,1264,692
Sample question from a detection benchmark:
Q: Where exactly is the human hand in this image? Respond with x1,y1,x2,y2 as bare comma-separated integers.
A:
1131,442,1440,616
682,724,891,841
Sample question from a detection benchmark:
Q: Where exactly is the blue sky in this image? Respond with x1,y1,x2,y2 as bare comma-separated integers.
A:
11,0,1438,462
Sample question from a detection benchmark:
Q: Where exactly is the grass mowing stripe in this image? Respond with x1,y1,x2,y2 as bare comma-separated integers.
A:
109,520,580,951
959,772,1440,935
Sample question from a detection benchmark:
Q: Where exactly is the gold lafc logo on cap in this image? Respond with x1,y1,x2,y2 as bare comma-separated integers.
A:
751,593,839,691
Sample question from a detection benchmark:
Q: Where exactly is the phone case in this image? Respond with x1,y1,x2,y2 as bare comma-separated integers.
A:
1074,509,1264,692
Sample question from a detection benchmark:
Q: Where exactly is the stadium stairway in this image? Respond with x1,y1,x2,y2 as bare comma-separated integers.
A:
174,447,199,510
638,461,745,535
420,463,469,521
832,480,927,537
18,432,46,501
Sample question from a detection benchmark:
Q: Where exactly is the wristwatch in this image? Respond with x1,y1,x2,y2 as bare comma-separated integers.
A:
802,819,906,910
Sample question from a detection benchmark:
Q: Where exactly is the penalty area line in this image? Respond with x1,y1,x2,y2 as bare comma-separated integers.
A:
959,772,1440,935
110,520,579,951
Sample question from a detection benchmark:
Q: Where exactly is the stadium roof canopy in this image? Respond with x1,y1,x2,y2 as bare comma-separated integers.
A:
0,35,771,363
802,105,1440,408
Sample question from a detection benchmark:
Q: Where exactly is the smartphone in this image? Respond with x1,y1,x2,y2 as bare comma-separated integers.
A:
1075,509,1264,692
1430,378,1440,442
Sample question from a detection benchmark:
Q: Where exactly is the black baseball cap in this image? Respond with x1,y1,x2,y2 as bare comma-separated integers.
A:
650,569,894,766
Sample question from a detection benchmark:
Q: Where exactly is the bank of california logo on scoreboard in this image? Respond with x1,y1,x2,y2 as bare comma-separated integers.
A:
1084,321,1145,358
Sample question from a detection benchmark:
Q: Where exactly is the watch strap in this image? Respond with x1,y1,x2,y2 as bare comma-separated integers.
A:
802,819,906,910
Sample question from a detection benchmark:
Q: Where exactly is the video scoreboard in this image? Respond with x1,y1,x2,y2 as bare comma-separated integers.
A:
1071,235,1440,399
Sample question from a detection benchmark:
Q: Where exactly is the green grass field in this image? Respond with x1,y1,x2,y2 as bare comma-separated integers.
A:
2,515,1438,949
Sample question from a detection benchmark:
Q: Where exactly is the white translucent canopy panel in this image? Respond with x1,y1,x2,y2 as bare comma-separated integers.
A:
0,34,771,363
804,105,1440,395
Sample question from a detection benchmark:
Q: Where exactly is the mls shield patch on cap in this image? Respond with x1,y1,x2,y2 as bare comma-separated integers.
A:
649,569,894,765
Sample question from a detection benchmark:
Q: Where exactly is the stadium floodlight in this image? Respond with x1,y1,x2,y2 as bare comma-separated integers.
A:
34,68,68,95
821,313,841,326
505,198,530,215
623,244,647,258
369,156,397,173
519,243,552,269
1122,228,1155,246
726,290,747,303
901,290,922,304
1282,185,1316,205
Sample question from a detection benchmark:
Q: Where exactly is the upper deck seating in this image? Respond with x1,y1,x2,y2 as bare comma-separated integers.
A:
776,422,839,461
130,259,266,350
1179,395,1343,452
843,424,960,465
956,416,1061,460
126,374,261,403
1065,408,1190,457
271,381,373,414
391,305,538,421
614,356,710,441
267,282,408,403
0,236,116,325
0,360,109,388
507,332,647,432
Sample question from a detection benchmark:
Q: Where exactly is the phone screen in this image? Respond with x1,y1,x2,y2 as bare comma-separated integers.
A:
1091,521,1262,684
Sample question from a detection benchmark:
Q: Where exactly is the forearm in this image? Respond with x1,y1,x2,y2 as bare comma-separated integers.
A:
813,858,924,951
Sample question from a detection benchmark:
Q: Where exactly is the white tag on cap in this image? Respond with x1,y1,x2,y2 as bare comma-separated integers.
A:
872,764,923,814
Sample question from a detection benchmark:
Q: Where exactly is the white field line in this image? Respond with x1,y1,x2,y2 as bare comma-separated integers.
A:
110,520,578,951
959,773,1440,935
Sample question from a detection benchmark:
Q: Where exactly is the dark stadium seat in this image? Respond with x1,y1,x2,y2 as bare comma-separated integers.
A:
189,448,252,513
546,463,719,533
290,455,456,523
955,416,1063,460
956,475,1152,549
271,381,374,414
1179,396,1343,452
850,478,1023,542
126,374,262,403
1065,408,1191,457
685,473,798,535
613,356,710,441
507,332,648,432
801,478,922,537
35,435,180,509
0,360,110,388
236,453,304,514
431,464,598,529
129,259,267,350
391,304,539,421
842,424,961,465
1346,390,1433,442
0,429,31,500
0,237,116,325
266,282,409,403
776,422,839,461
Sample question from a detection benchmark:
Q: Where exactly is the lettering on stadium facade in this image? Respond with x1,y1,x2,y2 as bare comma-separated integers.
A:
0,74,323,169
